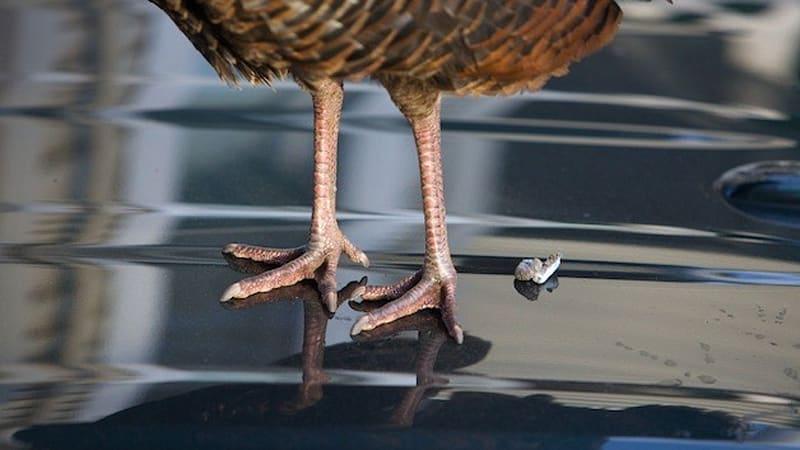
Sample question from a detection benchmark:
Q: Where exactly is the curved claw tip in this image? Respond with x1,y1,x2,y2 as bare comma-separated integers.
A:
350,315,372,336
221,243,240,255
351,285,366,300
220,283,243,302
452,324,464,345
325,293,338,314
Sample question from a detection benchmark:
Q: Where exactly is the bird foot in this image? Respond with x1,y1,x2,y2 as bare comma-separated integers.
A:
351,269,463,344
220,232,369,313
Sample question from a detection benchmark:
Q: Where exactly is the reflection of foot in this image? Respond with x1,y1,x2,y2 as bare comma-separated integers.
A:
222,278,365,415
347,306,460,427
220,235,368,313
352,267,463,344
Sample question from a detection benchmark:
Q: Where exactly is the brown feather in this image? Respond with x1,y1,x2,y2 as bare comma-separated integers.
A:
149,0,624,93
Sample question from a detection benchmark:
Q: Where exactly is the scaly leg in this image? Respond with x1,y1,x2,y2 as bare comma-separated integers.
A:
221,79,368,312
351,77,463,343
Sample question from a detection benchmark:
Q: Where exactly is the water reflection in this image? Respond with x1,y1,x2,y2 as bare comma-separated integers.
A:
716,160,800,228
13,280,750,449
11,389,749,450
514,277,560,302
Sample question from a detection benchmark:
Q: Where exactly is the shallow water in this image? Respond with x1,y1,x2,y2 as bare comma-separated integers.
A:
1,0,799,448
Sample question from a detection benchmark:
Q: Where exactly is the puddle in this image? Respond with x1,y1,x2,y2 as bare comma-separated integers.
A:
717,160,800,227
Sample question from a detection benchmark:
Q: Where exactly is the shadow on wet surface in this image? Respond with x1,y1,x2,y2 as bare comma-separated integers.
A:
13,281,744,449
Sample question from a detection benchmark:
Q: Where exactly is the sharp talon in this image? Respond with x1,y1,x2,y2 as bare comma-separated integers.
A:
348,286,366,301
339,277,368,301
352,286,366,299
351,315,372,336
349,279,367,300
222,243,240,255
325,292,338,313
452,324,464,344
220,283,243,302
347,249,369,268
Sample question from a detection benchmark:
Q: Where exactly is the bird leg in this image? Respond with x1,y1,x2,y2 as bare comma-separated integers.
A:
221,79,368,312
352,77,463,343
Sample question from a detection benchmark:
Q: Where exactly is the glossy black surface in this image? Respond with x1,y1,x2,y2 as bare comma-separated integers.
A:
1,1,799,449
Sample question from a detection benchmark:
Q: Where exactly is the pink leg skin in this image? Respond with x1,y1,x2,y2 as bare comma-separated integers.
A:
352,78,464,344
220,79,368,313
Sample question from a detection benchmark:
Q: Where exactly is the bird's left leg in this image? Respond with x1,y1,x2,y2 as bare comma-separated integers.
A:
221,79,368,312
351,77,463,343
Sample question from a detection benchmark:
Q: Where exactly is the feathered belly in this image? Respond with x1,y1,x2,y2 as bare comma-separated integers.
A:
154,0,622,94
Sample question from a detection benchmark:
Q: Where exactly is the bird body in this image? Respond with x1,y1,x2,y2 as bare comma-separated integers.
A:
152,0,622,94
150,0,659,341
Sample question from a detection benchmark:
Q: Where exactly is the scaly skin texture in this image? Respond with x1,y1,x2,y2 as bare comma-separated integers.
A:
353,76,462,342
149,0,635,341
220,79,368,313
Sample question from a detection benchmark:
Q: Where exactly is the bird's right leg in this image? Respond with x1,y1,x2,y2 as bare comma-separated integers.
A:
351,76,463,343
221,79,368,312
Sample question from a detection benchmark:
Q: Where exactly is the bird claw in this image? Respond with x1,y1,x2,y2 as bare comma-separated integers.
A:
219,234,369,313
351,273,463,344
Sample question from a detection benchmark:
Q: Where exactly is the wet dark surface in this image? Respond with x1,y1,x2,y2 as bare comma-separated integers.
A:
1,0,800,448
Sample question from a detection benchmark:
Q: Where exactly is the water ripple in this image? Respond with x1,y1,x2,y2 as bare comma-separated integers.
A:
2,363,797,406
350,116,795,150
3,243,800,287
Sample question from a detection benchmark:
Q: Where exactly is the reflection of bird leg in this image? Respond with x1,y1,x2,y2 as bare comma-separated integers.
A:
390,328,449,427
280,298,329,414
296,279,366,414
416,330,450,386
350,304,451,427
221,275,366,415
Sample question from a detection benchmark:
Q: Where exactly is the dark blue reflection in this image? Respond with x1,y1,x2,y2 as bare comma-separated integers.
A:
14,385,744,450
718,161,800,228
